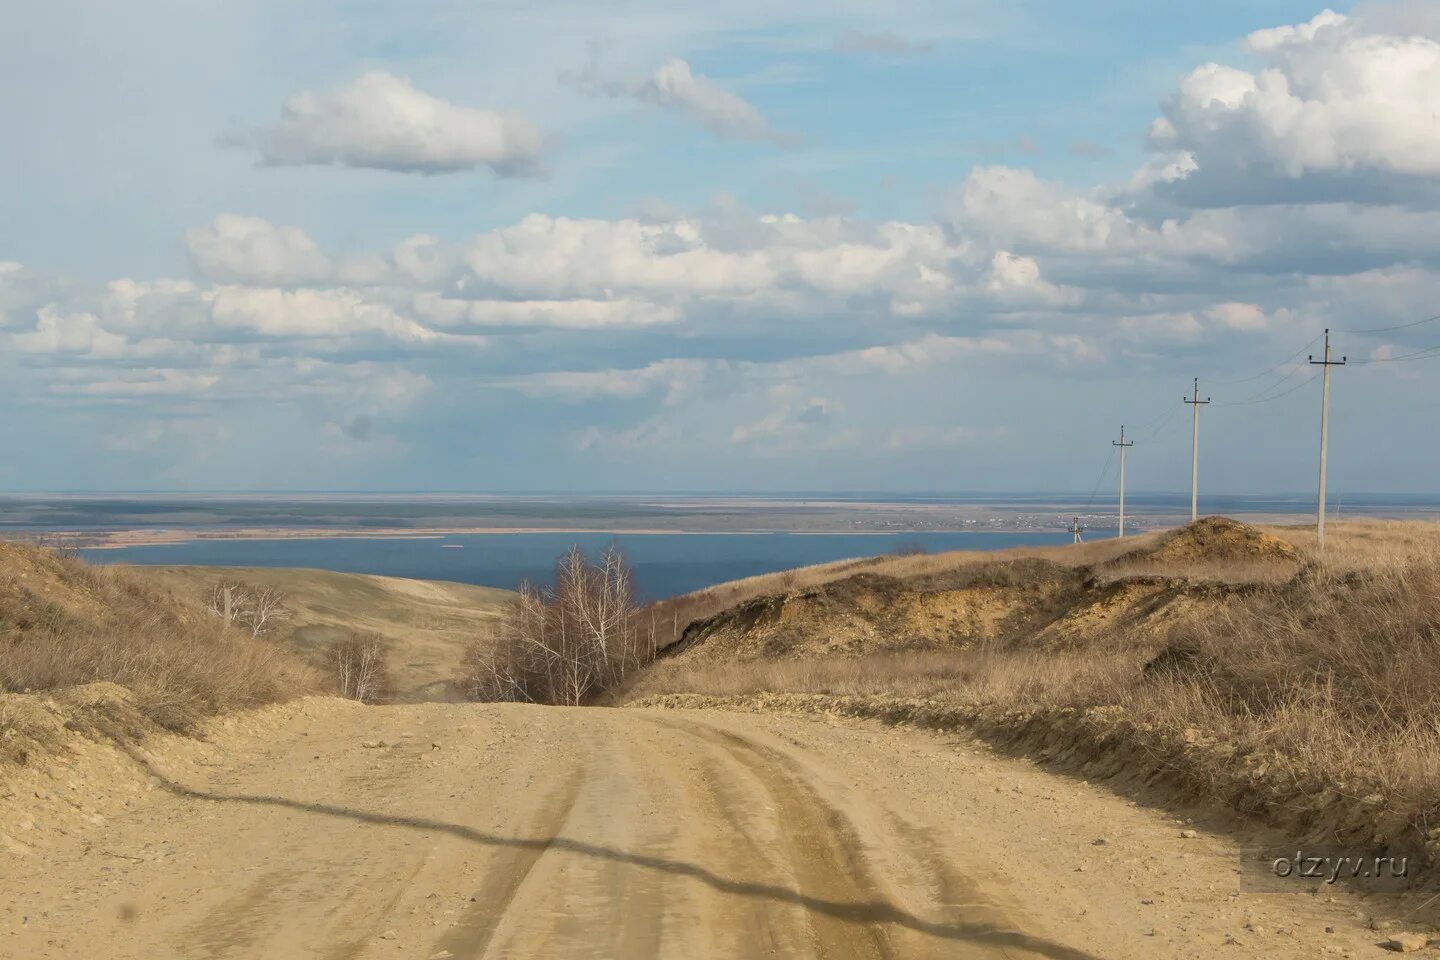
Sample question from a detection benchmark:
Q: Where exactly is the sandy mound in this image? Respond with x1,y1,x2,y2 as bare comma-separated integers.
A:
1107,516,1301,571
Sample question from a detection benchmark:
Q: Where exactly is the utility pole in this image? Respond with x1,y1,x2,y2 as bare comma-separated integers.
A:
1112,425,1133,538
1071,517,1084,544
1310,329,1346,548
1183,378,1210,522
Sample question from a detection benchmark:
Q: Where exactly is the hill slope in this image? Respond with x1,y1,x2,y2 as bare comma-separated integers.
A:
126,566,513,702
0,542,313,746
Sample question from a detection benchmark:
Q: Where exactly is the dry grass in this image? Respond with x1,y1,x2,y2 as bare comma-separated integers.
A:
126,565,511,702
648,520,1440,651
623,519,1440,850
0,542,316,732
621,649,1130,704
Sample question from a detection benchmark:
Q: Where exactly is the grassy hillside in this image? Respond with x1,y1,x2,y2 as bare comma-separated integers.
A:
127,566,513,702
621,518,1440,862
0,542,314,744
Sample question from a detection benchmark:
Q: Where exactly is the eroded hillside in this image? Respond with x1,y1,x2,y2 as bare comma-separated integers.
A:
663,517,1300,664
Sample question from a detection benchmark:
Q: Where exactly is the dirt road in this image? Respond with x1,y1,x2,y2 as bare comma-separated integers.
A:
0,701,1395,958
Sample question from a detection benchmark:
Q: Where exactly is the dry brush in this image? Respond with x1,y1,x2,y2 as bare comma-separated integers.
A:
460,545,659,705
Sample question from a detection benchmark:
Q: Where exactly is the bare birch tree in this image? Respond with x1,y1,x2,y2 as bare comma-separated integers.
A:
333,632,390,703
459,543,656,706
206,580,289,640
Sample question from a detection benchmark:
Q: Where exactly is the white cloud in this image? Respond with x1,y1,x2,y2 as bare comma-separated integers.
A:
1205,301,1268,332
570,56,789,144
13,307,130,358
1149,10,1440,203
461,214,777,297
208,286,437,341
236,71,545,176
187,214,333,286
415,294,678,330
985,250,1082,307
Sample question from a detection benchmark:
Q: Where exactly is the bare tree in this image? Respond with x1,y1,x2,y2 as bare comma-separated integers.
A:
459,544,655,706
239,586,289,640
205,580,289,640
333,632,390,703
207,579,247,626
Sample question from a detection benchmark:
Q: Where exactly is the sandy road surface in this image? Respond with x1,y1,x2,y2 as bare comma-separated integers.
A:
1,702,1395,959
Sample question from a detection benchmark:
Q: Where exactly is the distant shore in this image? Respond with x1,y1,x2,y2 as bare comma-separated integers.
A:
29,526,1070,550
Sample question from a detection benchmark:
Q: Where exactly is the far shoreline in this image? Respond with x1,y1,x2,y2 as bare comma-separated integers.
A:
26,525,1098,550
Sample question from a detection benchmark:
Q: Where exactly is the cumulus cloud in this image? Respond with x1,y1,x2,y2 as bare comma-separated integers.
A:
985,251,1082,307
187,215,333,286
415,294,678,330
1205,301,1269,332
1149,10,1440,204
568,56,790,144
208,286,437,342
451,211,1059,315
13,307,130,358
234,71,546,176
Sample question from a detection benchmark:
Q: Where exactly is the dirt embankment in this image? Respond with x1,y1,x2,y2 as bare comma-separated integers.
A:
665,518,1291,666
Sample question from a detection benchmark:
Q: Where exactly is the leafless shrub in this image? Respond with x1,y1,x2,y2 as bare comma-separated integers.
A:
239,585,289,640
26,533,81,560
206,580,290,639
333,632,391,704
459,544,659,705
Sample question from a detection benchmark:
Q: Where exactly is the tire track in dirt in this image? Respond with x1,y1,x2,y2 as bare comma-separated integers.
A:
643,712,1080,960
643,714,901,960
428,770,585,959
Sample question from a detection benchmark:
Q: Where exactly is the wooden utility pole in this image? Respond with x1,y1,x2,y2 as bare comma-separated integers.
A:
1183,378,1210,522
1310,329,1346,548
1112,425,1133,538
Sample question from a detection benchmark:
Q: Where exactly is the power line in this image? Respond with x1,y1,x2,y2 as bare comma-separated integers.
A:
1349,344,1440,365
1082,446,1116,510
1215,370,1321,406
1213,333,1322,386
1339,314,1440,335
1130,395,1184,440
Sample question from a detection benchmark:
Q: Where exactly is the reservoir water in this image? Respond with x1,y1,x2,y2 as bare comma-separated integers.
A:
80,529,1088,600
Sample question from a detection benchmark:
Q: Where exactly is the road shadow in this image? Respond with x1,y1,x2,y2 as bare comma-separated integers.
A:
125,749,1101,960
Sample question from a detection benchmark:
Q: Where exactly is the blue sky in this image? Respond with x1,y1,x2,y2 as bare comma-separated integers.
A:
3,0,1439,493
